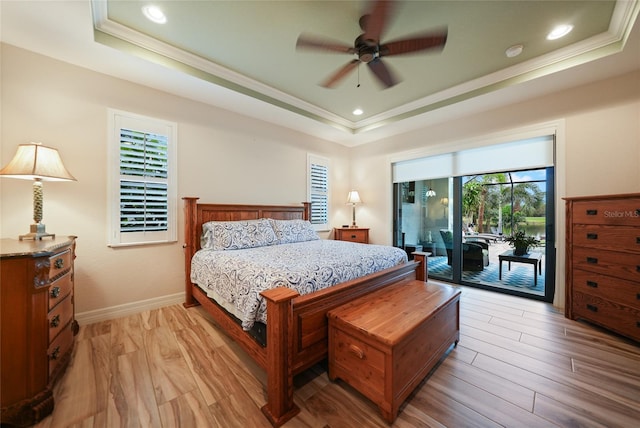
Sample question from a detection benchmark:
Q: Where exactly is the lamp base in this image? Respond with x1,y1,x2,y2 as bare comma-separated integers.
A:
19,223,55,241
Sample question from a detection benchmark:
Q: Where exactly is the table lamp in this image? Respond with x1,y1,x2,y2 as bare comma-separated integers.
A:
0,142,76,240
346,190,362,228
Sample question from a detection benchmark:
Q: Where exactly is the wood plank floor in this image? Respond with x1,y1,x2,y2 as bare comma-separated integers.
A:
35,283,640,427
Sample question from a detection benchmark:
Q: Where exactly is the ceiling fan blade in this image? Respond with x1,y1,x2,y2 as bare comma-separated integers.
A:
361,0,393,46
296,34,355,54
367,58,398,88
379,29,448,57
321,59,360,88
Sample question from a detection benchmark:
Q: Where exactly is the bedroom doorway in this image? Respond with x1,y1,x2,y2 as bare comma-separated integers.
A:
393,167,556,302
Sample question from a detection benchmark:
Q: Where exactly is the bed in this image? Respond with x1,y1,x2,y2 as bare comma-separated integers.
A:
182,198,428,426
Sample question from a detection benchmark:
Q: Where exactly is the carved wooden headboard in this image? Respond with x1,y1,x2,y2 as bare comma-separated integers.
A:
182,198,312,286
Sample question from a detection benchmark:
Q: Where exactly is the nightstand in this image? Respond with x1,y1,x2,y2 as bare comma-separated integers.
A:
1,236,78,426
335,227,369,244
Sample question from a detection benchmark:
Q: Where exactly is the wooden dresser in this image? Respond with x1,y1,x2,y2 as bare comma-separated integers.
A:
565,194,640,342
1,236,78,426
335,227,369,244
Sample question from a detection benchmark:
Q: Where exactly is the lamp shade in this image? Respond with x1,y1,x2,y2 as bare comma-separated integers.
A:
346,190,362,204
0,143,76,181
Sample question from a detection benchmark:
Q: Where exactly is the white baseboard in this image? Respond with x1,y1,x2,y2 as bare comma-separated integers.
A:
75,292,185,325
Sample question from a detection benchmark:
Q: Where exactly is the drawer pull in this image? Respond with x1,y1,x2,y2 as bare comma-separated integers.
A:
636,237,640,245
50,346,60,360
636,293,640,300
351,235,357,239
348,344,365,359
586,257,598,264
586,304,598,312
50,286,61,298
50,314,60,327
586,209,598,216
54,258,64,269
586,281,598,288
586,233,598,240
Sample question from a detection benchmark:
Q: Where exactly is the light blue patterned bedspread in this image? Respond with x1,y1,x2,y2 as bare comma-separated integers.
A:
190,240,408,329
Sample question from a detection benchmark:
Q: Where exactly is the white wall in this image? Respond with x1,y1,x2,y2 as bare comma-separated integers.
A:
0,44,350,319
350,70,640,308
2,43,638,317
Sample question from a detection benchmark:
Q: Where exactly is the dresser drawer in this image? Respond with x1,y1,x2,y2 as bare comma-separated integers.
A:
336,229,369,244
572,224,640,253
48,272,73,311
572,291,640,341
331,327,385,400
49,249,72,279
573,269,640,310
572,247,640,282
48,322,74,380
571,198,640,226
48,295,73,343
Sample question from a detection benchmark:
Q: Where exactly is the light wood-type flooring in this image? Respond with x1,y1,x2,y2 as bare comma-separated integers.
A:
35,283,640,427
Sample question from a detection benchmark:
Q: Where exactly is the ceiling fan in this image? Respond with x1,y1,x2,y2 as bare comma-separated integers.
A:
296,0,448,89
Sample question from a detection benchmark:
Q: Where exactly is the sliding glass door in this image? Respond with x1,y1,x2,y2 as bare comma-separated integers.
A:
393,167,555,302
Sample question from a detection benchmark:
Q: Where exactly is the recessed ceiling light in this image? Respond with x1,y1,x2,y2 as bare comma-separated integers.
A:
505,44,524,58
142,5,167,24
353,108,363,116
547,24,573,40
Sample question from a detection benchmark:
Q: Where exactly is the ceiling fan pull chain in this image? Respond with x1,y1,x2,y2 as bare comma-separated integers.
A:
357,63,361,87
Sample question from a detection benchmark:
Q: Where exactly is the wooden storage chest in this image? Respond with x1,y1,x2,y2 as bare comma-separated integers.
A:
327,280,460,423
565,193,640,342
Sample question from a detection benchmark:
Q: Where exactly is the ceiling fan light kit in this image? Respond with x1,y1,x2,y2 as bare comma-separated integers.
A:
296,0,447,89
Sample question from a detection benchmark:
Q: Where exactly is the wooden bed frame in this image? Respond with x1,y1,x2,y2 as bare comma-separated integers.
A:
182,197,427,426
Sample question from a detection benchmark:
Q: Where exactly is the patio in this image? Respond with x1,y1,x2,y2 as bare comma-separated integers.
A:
426,240,546,296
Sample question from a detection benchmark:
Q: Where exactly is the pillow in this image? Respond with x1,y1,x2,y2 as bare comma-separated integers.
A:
201,219,278,250
269,219,319,244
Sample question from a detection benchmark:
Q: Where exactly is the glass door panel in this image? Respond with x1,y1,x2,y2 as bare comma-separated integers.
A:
394,178,453,282
460,168,554,300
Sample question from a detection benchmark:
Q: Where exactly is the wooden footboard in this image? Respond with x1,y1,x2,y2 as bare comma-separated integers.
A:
182,197,427,426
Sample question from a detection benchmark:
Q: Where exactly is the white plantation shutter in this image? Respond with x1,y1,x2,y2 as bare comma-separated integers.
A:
119,129,168,232
108,110,177,246
307,154,330,231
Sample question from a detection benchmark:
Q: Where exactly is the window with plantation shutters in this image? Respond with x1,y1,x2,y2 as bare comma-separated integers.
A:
307,154,330,231
108,110,177,246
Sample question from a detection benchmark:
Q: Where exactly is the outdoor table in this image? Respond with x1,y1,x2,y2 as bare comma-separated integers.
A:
498,250,543,286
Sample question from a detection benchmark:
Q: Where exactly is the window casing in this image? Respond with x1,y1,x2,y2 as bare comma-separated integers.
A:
108,109,177,246
307,154,330,231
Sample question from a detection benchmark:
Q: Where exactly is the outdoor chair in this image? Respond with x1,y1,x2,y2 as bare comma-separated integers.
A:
440,230,490,271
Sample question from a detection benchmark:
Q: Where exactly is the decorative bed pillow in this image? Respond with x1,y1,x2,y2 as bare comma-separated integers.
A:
201,219,278,250
269,219,319,244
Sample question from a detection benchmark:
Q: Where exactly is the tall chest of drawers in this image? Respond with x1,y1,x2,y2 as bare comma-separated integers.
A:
565,194,640,342
1,236,78,426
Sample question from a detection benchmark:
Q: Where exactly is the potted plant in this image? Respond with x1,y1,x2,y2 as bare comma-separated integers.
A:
505,230,540,255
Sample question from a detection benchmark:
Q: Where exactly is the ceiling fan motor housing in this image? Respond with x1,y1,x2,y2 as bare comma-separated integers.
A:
355,35,377,63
